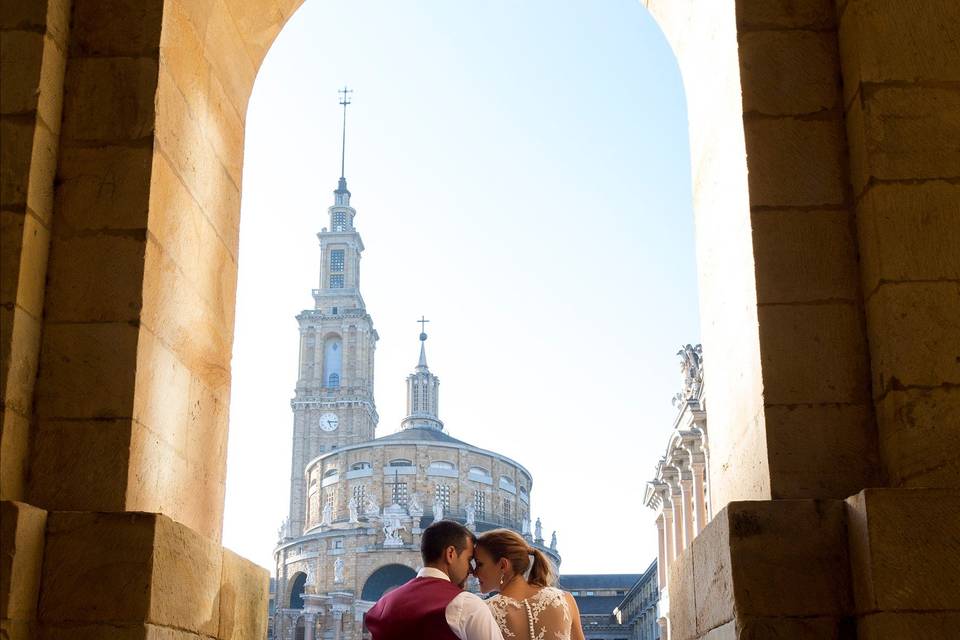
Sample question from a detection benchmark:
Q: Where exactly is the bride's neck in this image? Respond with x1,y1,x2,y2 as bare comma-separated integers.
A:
499,575,540,599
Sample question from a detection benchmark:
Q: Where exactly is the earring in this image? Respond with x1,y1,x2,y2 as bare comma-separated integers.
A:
499,573,504,587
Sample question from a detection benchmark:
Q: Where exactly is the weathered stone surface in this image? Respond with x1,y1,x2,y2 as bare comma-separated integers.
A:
765,402,880,500
34,321,139,419
0,116,34,209
857,611,960,640
838,0,960,106
876,385,960,487
846,488,960,613
866,281,960,395
736,615,848,639
744,116,847,207
0,408,30,500
856,180,960,297
0,31,44,115
739,30,840,116
1,304,43,416
667,549,697,640
61,57,158,143
845,85,960,196
69,0,163,58
726,500,851,617
0,0,70,47
736,0,835,30
752,209,860,305
758,302,870,405
692,506,733,635
29,418,132,512
39,622,207,639
218,549,270,640
0,501,47,622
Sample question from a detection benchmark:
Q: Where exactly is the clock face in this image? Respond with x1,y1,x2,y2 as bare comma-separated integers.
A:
320,412,339,432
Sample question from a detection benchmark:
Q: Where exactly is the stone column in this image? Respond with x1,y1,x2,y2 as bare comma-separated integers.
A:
691,461,707,535
303,613,316,640
332,607,346,640
662,507,675,568
655,514,667,588
679,476,694,549
670,488,684,559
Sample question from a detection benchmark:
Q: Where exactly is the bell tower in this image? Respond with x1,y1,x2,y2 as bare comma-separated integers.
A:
287,88,379,538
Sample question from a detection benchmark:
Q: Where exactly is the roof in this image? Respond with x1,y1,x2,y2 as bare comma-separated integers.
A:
573,596,624,616
558,574,643,590
372,426,472,445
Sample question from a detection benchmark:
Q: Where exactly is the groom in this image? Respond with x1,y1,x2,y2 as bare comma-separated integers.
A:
364,520,504,640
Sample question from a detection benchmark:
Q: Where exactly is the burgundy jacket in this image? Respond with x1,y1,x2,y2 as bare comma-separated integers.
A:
364,577,463,640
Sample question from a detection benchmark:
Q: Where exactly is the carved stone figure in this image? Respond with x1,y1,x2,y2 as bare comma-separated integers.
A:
334,557,345,583
348,496,360,524
408,492,423,518
465,502,476,529
673,343,704,406
534,517,543,541
364,494,380,518
521,517,531,537
383,514,406,547
305,561,317,587
433,495,445,522
550,531,557,550
321,501,333,526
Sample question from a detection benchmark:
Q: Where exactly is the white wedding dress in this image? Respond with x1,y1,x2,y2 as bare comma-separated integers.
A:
486,587,572,640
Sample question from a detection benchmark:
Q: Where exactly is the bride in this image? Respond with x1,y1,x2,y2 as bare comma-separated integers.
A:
473,529,585,640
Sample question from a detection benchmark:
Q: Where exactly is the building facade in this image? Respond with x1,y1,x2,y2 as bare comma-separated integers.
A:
614,560,660,640
271,169,559,640
643,345,709,639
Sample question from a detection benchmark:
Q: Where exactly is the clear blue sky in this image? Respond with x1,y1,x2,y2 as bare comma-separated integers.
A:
224,0,700,574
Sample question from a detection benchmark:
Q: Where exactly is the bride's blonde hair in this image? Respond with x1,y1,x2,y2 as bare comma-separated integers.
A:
476,528,557,587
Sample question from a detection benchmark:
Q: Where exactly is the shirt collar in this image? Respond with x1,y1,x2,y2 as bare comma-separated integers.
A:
417,567,451,582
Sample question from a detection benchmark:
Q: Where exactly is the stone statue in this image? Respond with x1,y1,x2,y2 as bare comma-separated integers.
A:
277,518,288,540
408,492,424,518
465,502,476,529
305,561,317,587
364,494,380,518
550,531,557,550
433,494,445,522
534,517,543,541
348,496,360,524
521,517,531,537
321,501,333,526
383,514,406,547
334,557,345,583
673,343,704,406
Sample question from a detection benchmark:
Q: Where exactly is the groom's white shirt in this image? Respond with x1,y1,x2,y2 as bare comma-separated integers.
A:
417,567,504,640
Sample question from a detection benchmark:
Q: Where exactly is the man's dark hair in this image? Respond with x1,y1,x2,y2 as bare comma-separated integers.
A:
420,520,475,564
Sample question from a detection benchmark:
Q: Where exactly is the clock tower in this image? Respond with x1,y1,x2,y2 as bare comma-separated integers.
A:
286,89,379,538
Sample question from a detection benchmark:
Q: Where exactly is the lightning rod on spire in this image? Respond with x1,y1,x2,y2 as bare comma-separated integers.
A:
338,86,353,179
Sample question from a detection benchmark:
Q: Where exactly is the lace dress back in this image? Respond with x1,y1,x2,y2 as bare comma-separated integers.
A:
486,587,572,640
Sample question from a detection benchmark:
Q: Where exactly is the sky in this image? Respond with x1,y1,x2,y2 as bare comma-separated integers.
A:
223,0,700,575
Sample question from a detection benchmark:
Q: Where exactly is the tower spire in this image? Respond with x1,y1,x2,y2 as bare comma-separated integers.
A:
338,86,352,179
417,316,430,371
402,317,443,431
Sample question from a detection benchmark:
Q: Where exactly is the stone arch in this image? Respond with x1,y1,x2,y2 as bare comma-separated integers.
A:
288,572,307,609
360,564,417,602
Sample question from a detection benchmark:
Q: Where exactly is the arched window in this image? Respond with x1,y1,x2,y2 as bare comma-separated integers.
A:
322,336,342,388
389,459,413,467
351,462,372,471
288,572,307,609
429,461,456,471
323,468,338,478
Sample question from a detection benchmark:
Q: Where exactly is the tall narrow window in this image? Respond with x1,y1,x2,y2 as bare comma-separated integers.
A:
323,337,342,387
330,249,345,272
474,489,486,519
328,373,340,387
329,274,344,288
332,211,347,231
434,483,450,510
353,484,366,507
503,497,512,520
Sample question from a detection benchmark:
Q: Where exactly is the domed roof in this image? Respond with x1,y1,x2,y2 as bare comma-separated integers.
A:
372,425,470,446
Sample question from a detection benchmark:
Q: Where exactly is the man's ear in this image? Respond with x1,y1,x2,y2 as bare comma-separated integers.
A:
444,545,456,564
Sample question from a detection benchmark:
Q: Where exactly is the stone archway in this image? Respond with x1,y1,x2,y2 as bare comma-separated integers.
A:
288,571,307,609
360,564,417,602
2,1,958,638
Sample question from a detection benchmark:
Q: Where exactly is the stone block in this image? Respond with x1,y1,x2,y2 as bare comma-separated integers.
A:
736,615,849,639
43,231,147,323
856,611,960,640
218,549,270,640
692,505,733,634
751,209,860,305
34,321,139,419
0,501,47,621
159,0,211,120
0,0,70,48
69,0,163,58
757,302,871,405
61,57,158,143
0,115,33,209
0,210,26,306
667,549,696,640
132,328,191,457
1,304,42,416
866,281,960,395
39,621,208,639
25,113,58,225
726,500,851,617
203,68,245,186
736,0,835,30
846,85,960,195
744,116,847,207
0,408,31,500
739,30,840,116
856,180,960,296
876,385,960,487
11,210,50,317
764,402,880,500
28,418,131,512
55,142,154,233
846,489,960,613
838,0,960,107
0,31,44,115
38,512,223,635
201,0,257,118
